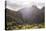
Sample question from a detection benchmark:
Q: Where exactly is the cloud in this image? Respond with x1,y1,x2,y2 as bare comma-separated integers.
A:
6,0,45,11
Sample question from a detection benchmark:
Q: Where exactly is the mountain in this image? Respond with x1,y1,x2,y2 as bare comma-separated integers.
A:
6,6,45,25
5,8,24,25
5,6,45,30
17,5,44,24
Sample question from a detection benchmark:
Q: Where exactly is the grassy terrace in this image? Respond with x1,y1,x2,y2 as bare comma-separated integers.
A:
6,21,44,30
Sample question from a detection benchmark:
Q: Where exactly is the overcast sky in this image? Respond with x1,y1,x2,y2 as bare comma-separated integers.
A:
6,0,45,11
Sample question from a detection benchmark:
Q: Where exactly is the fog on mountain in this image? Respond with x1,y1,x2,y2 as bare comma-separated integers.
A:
5,5,45,30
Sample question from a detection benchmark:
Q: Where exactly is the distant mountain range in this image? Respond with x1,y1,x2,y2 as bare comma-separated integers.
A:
5,5,45,25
